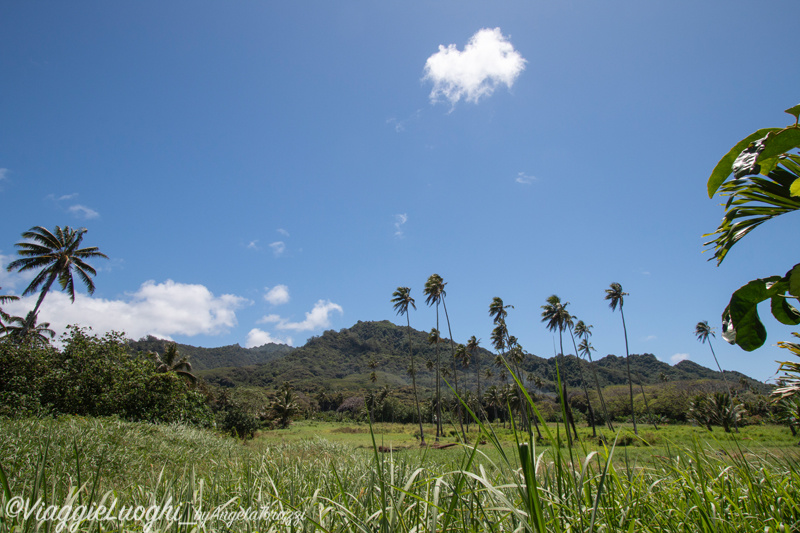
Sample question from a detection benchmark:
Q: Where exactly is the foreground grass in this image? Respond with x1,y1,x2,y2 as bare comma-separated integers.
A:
1,416,798,532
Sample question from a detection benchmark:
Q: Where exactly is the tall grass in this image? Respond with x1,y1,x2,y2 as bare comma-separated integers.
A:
1,410,798,532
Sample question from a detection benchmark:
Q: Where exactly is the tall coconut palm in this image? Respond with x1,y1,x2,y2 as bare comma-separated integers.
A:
433,274,465,439
3,311,55,345
605,282,638,435
6,226,107,330
575,324,614,431
424,274,446,440
695,320,737,431
540,295,578,442
566,318,597,437
392,286,425,445
466,335,482,417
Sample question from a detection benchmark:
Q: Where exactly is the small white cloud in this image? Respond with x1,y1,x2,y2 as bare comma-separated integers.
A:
245,328,292,348
394,213,408,238
277,228,290,237
0,168,8,181
247,240,259,250
515,172,536,184
423,27,526,106
671,353,690,364
644,335,657,342
58,193,79,201
256,300,343,332
68,204,100,219
270,241,286,256
264,285,290,306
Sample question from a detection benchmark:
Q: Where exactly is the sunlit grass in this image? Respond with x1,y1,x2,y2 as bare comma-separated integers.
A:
0,415,798,532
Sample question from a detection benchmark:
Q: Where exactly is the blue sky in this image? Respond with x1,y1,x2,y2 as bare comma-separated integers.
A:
1,1,798,383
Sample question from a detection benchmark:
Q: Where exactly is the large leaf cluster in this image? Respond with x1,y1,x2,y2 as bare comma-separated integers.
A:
706,105,800,351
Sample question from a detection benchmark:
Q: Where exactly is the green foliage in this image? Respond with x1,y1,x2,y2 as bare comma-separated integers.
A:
705,106,800,351
0,326,213,426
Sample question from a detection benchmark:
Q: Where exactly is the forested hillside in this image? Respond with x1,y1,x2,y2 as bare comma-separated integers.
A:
192,320,767,395
128,336,294,371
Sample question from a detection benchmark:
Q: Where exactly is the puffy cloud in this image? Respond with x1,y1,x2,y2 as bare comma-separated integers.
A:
257,299,343,332
671,353,690,364
2,280,248,340
394,213,408,238
264,285,290,306
270,241,286,256
424,28,526,106
245,328,292,348
68,204,100,219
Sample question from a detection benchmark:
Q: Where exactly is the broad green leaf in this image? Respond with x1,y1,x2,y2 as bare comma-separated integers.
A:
727,276,783,351
786,104,800,121
757,128,800,162
770,294,800,325
707,128,781,198
791,178,800,198
789,263,800,298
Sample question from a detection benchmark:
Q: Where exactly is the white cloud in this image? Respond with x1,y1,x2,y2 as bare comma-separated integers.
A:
3,280,248,340
247,239,259,250
270,241,286,256
423,27,526,106
644,335,657,342
671,353,690,364
515,172,536,184
394,213,408,238
264,285,290,306
0,168,8,181
245,328,292,348
277,228,290,237
256,299,342,332
68,204,100,219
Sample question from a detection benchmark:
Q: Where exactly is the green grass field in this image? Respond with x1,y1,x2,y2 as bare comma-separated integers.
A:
1,416,798,532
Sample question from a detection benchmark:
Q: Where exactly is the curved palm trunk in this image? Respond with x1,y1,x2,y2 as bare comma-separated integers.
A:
440,297,465,440
619,306,638,435
558,332,579,444
26,273,58,335
707,338,738,433
435,306,442,441
569,328,596,437
406,315,426,445
583,348,614,432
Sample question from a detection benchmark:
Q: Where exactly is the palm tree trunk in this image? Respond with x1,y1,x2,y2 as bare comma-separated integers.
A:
558,332,578,444
406,315,426,445
441,297,465,440
620,306,638,435
569,328,596,437
435,305,442,441
708,339,738,433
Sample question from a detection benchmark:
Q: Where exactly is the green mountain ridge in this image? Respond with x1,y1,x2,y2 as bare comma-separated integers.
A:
131,321,767,395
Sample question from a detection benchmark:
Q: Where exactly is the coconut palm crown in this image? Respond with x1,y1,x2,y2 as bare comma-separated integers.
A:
6,226,108,319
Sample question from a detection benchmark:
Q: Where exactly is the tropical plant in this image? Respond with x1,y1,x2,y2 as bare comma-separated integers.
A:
695,321,733,396
689,392,745,433
466,335,482,415
270,382,300,429
540,294,578,441
704,104,800,351
605,282,639,435
391,286,425,444
2,311,55,345
152,343,197,383
6,226,107,331
0,286,19,333
773,332,800,400
565,317,597,436
424,273,446,440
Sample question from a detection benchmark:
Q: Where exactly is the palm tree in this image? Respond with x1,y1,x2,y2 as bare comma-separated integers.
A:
466,335,482,418
432,274,465,439
0,287,20,333
6,226,107,330
696,320,738,432
575,321,613,430
153,343,197,383
392,286,425,445
566,318,597,437
424,274,446,440
3,311,55,345
541,295,578,442
605,282,638,435
271,382,300,429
